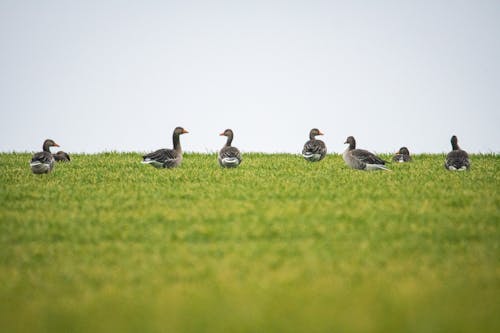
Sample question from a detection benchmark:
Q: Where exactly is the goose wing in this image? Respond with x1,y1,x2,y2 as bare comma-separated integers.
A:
143,148,177,163
54,151,70,161
220,146,242,161
302,139,327,156
351,149,386,165
31,151,53,164
445,150,470,169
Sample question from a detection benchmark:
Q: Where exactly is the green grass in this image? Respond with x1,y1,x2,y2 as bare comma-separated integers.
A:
0,152,499,333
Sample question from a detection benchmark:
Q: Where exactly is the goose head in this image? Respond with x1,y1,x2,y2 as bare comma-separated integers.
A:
43,139,60,152
344,136,356,149
220,129,235,146
219,129,234,137
309,128,324,140
174,127,189,136
397,147,410,155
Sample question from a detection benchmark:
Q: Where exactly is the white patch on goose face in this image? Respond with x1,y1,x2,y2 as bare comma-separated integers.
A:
398,158,404,163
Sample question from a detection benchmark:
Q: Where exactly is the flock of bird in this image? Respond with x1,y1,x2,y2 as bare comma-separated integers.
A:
29,127,471,174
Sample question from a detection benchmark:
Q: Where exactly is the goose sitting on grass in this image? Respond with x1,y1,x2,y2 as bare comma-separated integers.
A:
142,126,188,168
393,147,411,163
343,136,390,171
445,135,470,171
302,128,327,162
218,129,242,168
53,151,71,162
30,139,60,174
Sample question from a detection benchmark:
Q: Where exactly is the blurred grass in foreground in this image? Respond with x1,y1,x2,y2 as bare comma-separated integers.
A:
0,153,499,332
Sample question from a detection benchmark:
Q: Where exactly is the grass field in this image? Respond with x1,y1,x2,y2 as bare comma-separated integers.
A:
0,152,499,332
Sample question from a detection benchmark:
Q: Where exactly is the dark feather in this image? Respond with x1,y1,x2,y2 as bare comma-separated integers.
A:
302,140,327,158
220,146,242,161
53,151,70,162
31,151,54,164
143,149,177,162
445,150,470,170
351,149,386,165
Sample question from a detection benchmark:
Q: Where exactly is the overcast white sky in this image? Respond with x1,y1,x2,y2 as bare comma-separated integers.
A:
0,0,499,154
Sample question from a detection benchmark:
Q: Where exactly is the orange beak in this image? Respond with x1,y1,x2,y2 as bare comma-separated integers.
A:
219,132,225,136
54,143,60,147
182,129,189,134
318,131,324,135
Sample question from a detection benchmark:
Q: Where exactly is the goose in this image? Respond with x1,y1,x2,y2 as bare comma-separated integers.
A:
445,135,470,171
392,147,411,163
53,151,71,162
30,139,59,174
302,128,327,162
142,126,188,168
343,136,390,171
218,129,242,168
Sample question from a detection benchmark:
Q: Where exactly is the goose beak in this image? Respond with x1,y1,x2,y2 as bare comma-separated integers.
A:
344,141,348,144
219,132,225,136
318,131,324,135
54,143,60,147
182,129,189,134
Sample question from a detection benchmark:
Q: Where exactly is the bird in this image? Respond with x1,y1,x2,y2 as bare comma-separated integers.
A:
302,128,327,162
30,139,60,174
218,129,242,168
142,126,189,168
393,147,411,163
343,136,390,171
53,151,71,162
445,135,470,171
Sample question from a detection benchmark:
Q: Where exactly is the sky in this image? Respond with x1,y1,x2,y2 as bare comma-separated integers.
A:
0,0,499,154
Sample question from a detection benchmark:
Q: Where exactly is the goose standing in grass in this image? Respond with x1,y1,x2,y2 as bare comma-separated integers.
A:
393,147,411,163
302,128,327,162
343,136,390,171
445,135,470,171
53,151,71,162
218,129,242,168
30,139,60,174
142,126,188,168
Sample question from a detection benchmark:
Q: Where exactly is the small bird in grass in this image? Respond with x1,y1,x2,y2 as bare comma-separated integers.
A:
218,129,242,168
445,135,470,171
53,151,71,162
393,147,411,163
343,136,390,171
142,126,188,168
302,128,327,162
30,139,60,174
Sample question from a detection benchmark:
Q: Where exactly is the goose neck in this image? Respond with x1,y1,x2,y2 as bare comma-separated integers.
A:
173,133,181,151
225,134,233,147
43,142,51,152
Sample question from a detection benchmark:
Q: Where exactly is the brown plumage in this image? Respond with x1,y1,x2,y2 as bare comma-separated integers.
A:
30,139,60,174
142,127,189,168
